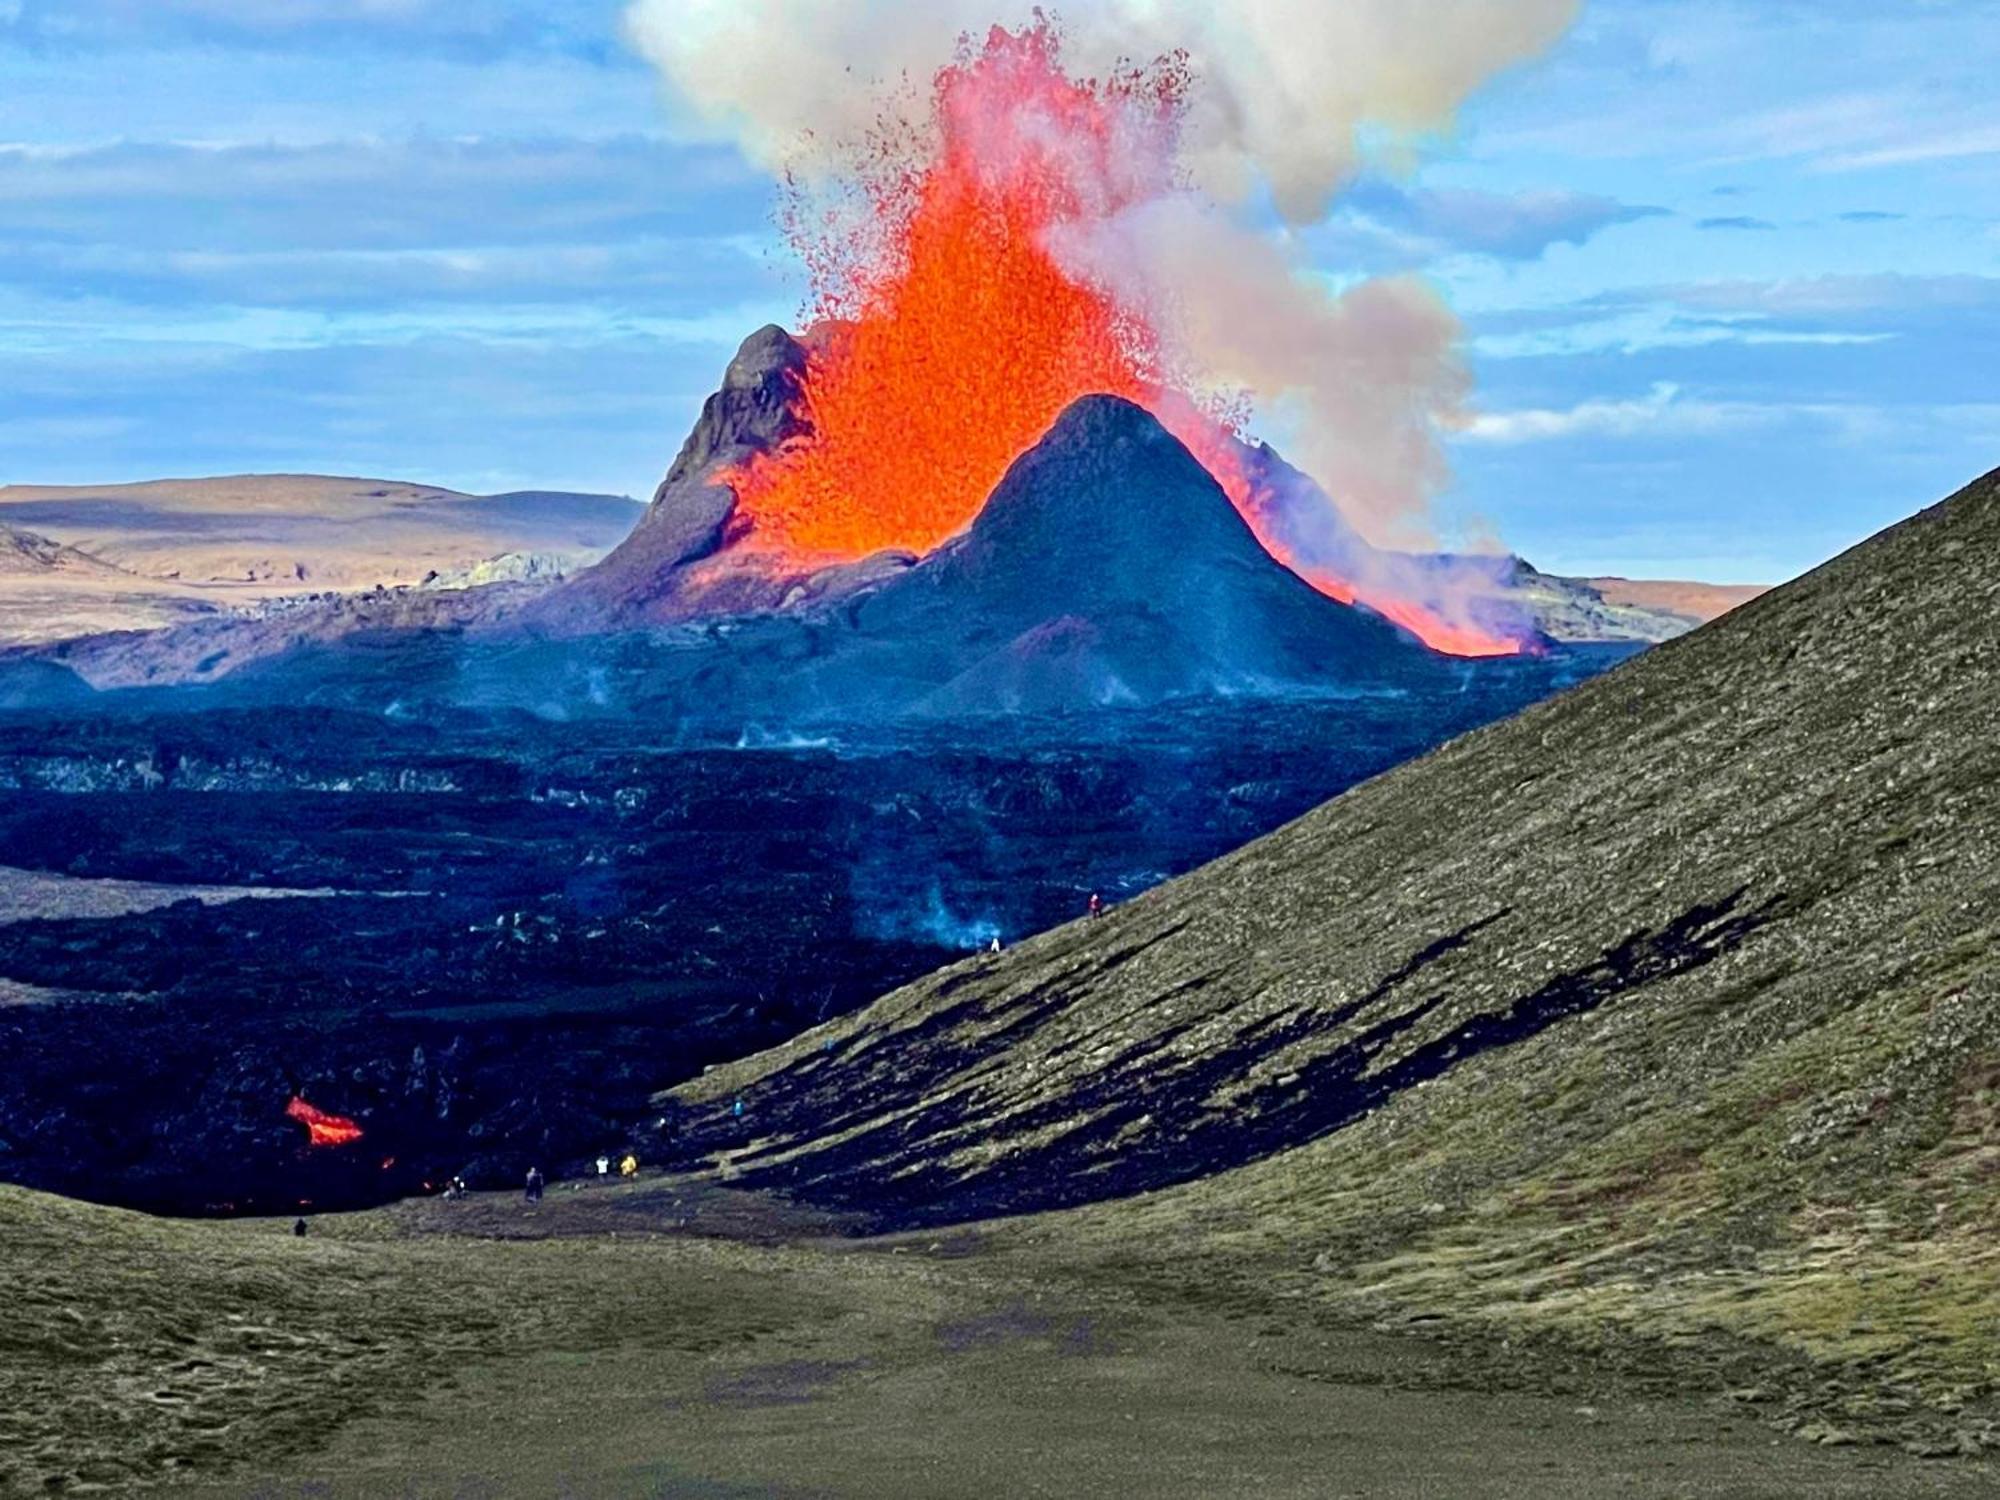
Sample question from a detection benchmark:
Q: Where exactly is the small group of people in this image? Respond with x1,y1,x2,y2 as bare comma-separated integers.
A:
508,1152,640,1208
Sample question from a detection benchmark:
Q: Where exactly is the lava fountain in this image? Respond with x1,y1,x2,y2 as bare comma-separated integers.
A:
725,25,1174,557
720,20,1524,658
286,1095,364,1149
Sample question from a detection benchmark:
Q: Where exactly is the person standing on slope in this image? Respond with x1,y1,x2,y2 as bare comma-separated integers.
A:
525,1165,544,1204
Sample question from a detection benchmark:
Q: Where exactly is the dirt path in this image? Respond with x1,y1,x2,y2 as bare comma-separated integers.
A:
163,1178,1993,1499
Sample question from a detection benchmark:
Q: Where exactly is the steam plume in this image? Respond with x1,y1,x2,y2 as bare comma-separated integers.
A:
625,1,1577,224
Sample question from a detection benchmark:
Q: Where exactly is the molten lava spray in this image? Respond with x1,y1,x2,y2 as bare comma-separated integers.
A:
286,1095,364,1149
626,2,1579,655
722,26,1177,558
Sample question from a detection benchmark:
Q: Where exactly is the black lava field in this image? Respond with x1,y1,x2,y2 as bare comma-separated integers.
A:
0,657,1629,1216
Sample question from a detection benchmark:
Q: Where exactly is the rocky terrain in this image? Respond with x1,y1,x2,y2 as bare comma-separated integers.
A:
0,333,1782,1222
670,464,2000,1451
1,326,1686,1224
0,659,1623,1217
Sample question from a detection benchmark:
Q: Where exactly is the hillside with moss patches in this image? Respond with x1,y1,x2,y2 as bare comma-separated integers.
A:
670,464,2000,1447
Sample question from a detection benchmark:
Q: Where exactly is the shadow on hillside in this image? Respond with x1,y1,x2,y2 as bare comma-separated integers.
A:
693,887,1793,1230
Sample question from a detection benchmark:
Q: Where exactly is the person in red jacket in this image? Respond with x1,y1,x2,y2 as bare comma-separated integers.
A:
1087,892,1104,920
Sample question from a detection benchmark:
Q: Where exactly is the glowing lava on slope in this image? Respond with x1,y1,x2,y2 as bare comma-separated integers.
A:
286,1095,364,1149
722,21,1522,658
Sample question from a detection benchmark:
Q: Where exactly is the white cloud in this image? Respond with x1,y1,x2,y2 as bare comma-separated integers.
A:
1332,180,1662,264
1462,382,1742,444
1825,124,2000,171
1459,384,1990,451
1652,274,2000,318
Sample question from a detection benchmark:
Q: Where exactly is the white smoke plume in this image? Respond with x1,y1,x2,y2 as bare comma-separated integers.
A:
623,0,1578,568
625,0,1577,225
1048,197,1469,548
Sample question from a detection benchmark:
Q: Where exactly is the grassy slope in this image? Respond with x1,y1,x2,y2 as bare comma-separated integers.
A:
0,1185,502,1491
673,466,2000,1439
0,1181,876,1494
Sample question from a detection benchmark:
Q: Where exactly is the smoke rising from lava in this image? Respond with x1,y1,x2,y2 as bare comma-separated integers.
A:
626,1,1576,224
624,1,1578,655
1045,198,1468,550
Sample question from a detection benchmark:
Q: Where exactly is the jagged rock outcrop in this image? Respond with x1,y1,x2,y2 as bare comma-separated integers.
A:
551,325,814,623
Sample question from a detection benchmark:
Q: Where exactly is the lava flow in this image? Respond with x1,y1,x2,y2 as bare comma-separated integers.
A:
286,1095,364,1149
721,20,1524,659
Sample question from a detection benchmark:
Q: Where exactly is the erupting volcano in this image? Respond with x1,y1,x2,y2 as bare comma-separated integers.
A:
286,1096,364,1150
716,21,1524,658
723,25,1183,558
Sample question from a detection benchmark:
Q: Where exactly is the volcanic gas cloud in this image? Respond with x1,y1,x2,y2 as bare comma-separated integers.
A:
287,1095,364,1149
630,3,1580,657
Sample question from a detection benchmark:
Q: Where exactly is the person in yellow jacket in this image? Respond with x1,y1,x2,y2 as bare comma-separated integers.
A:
619,1152,639,1179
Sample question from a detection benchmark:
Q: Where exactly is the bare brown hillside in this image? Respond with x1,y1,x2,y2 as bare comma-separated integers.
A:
1585,575,1769,624
0,475,639,645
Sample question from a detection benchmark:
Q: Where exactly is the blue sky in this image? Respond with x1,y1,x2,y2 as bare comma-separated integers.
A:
1,1,1995,581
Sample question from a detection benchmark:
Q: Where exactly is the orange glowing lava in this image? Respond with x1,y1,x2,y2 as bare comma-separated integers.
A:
727,23,1169,559
727,20,1522,658
286,1096,364,1149
1159,417,1524,659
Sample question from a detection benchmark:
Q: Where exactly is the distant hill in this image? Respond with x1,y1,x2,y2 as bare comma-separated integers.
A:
671,464,2000,1436
1502,560,1766,644
0,520,222,645
0,476,641,646
1584,576,1771,626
